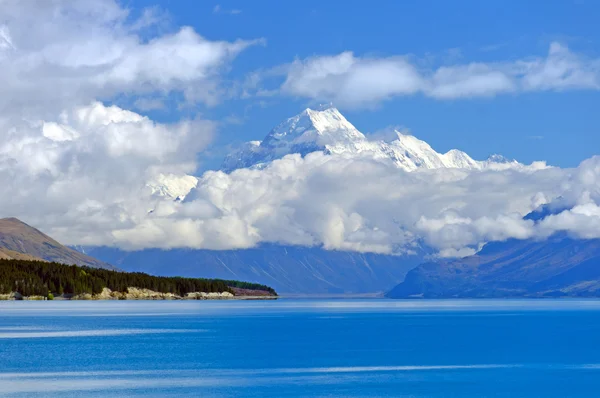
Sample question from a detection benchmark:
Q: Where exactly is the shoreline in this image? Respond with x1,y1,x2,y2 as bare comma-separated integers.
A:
0,287,277,301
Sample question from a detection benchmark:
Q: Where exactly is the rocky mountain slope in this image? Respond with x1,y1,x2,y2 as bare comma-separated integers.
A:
0,218,116,269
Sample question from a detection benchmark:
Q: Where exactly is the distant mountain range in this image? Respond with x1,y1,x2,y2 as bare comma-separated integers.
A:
221,105,535,173
4,106,587,298
80,245,424,295
89,106,551,295
6,106,578,297
151,106,540,201
387,203,600,298
0,218,115,270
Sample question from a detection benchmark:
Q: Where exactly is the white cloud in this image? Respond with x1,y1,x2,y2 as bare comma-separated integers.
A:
0,0,260,248
0,0,262,116
95,153,600,257
0,101,214,247
278,43,600,107
281,52,423,107
518,43,600,91
105,152,571,254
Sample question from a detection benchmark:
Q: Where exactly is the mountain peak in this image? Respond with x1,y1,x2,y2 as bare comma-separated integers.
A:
221,107,523,173
254,106,365,157
486,154,514,164
0,217,25,224
0,217,40,235
301,107,362,139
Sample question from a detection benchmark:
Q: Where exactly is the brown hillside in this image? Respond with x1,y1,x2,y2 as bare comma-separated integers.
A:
0,218,116,270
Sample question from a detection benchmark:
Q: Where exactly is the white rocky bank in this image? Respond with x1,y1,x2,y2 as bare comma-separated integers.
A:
0,292,46,300
0,288,236,301
75,287,235,300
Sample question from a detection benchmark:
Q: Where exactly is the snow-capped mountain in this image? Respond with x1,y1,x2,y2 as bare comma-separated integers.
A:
151,106,543,201
222,106,534,173
145,173,198,201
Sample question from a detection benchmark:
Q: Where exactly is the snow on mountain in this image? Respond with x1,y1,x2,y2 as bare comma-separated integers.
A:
146,173,198,201
152,106,543,200
223,106,366,171
221,106,540,173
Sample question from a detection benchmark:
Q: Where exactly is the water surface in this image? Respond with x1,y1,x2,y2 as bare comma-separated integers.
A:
1,299,600,397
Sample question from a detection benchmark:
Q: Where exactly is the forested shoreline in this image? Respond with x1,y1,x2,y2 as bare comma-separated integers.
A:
0,259,276,298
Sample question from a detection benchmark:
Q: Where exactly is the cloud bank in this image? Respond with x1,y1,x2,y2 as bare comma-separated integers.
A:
279,42,600,107
6,104,598,257
108,153,600,257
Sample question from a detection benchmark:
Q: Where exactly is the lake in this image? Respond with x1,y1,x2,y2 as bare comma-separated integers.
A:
2,299,600,397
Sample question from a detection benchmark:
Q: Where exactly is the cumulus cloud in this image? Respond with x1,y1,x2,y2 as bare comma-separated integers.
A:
0,0,255,247
97,153,600,257
107,152,575,254
0,0,262,116
278,43,600,107
0,102,214,246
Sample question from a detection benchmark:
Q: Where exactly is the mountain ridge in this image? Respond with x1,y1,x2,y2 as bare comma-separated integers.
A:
386,203,600,298
221,106,539,173
152,106,544,201
0,217,116,270
80,244,424,294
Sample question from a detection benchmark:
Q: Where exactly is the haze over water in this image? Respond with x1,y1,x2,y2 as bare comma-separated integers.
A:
1,300,600,397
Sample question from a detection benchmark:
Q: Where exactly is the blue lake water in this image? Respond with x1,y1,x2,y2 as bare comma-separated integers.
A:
2,299,600,397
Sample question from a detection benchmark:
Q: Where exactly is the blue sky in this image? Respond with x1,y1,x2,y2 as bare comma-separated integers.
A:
122,0,600,169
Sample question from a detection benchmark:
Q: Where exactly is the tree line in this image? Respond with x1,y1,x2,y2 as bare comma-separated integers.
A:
0,259,276,297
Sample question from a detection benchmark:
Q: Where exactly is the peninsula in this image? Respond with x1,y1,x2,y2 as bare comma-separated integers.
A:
0,259,277,300
0,218,276,300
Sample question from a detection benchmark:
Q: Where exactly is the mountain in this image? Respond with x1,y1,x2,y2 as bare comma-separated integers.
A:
151,106,533,201
0,218,116,270
145,173,198,201
83,106,536,295
80,244,424,294
222,106,526,173
387,205,600,298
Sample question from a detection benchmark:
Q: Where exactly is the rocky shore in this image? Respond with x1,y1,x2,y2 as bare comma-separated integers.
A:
0,287,277,301
0,292,47,300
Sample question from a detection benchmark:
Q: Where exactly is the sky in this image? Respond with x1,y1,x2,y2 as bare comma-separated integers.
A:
121,0,600,169
1,0,600,257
